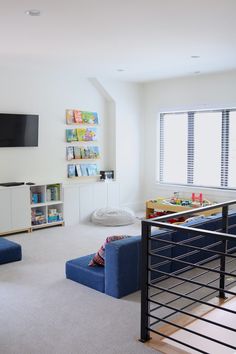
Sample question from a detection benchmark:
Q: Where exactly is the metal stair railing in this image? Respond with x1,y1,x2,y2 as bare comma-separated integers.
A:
140,200,236,353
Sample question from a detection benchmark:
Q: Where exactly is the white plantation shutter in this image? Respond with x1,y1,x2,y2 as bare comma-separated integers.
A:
194,111,221,187
160,113,188,184
187,112,194,184
228,111,236,187
221,110,229,187
159,108,236,189
159,113,164,182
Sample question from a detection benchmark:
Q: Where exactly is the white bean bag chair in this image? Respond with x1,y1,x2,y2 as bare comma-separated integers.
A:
91,207,136,226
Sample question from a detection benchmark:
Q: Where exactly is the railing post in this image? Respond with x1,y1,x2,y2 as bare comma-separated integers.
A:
219,206,228,299
140,220,151,342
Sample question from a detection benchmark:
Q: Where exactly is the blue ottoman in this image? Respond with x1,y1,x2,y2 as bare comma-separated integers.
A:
0,238,22,265
66,254,105,293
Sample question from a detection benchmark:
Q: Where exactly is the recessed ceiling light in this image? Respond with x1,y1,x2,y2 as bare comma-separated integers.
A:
191,55,200,59
25,9,41,16
117,69,125,72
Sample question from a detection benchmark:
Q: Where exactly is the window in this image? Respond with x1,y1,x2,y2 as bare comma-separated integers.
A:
161,113,188,184
229,111,236,188
194,111,221,187
159,108,236,189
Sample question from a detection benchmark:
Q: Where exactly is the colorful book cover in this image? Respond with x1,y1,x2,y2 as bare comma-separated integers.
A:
66,109,98,125
74,110,83,124
79,147,89,159
75,164,82,177
83,147,89,159
77,127,97,141
89,146,100,158
87,164,99,176
74,146,82,159
73,146,100,159
67,164,76,178
66,110,74,125
81,111,99,125
80,164,89,176
66,146,74,160
66,129,78,142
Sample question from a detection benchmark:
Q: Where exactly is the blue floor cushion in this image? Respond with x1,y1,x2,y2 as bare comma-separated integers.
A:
66,254,105,293
0,238,22,265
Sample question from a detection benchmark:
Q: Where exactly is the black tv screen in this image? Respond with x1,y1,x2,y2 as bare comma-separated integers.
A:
0,114,39,147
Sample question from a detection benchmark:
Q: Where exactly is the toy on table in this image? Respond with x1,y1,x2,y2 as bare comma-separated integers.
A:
192,192,203,204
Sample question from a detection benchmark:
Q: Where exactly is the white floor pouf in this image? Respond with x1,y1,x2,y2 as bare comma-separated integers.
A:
91,207,136,226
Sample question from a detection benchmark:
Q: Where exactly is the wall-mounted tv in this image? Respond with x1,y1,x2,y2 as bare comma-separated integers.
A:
0,113,39,147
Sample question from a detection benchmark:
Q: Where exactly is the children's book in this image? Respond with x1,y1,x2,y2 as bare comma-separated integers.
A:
75,164,82,177
77,127,97,141
66,129,78,142
68,164,76,178
87,164,99,176
66,109,98,125
73,146,100,159
66,110,74,125
66,146,74,160
80,164,89,176
74,110,83,124
81,111,99,125
74,146,82,159
89,146,100,158
81,147,89,159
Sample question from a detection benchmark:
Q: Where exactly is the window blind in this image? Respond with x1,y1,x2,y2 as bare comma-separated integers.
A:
221,110,229,187
187,112,194,184
159,108,236,189
228,111,236,188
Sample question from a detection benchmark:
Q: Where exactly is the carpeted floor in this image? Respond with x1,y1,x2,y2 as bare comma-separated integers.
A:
0,218,159,354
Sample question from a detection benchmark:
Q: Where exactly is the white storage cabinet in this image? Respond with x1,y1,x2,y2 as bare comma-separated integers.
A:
0,186,30,235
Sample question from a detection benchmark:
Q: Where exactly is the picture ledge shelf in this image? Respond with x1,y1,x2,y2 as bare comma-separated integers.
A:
65,123,100,127
68,158,100,161
68,175,100,179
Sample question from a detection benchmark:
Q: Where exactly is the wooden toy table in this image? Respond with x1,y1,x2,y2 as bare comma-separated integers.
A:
145,199,221,219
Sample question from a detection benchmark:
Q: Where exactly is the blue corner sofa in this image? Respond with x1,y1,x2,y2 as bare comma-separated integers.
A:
0,238,22,265
66,212,236,298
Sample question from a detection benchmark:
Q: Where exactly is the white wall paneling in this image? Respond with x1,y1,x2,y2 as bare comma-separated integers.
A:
93,183,107,210
107,182,120,207
0,186,30,234
79,184,94,222
63,182,120,225
0,189,12,233
63,185,80,226
11,186,31,230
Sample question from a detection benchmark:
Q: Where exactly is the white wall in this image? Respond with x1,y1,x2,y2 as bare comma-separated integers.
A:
0,66,108,183
3,64,235,215
97,79,144,210
0,65,143,211
143,70,236,202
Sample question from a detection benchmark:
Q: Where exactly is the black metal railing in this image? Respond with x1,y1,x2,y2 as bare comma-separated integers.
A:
140,200,236,353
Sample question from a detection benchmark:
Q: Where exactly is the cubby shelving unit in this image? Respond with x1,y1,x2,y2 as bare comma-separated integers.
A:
30,183,64,230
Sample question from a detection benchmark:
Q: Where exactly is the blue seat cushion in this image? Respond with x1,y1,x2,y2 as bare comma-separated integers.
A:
105,236,141,298
0,238,22,265
65,254,105,293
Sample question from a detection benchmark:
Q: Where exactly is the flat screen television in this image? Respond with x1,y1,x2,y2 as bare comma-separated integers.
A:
0,113,39,147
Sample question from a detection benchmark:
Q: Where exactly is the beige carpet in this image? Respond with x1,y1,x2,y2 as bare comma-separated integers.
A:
0,218,159,354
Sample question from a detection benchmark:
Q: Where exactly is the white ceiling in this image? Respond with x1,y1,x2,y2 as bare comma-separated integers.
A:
1,0,236,82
